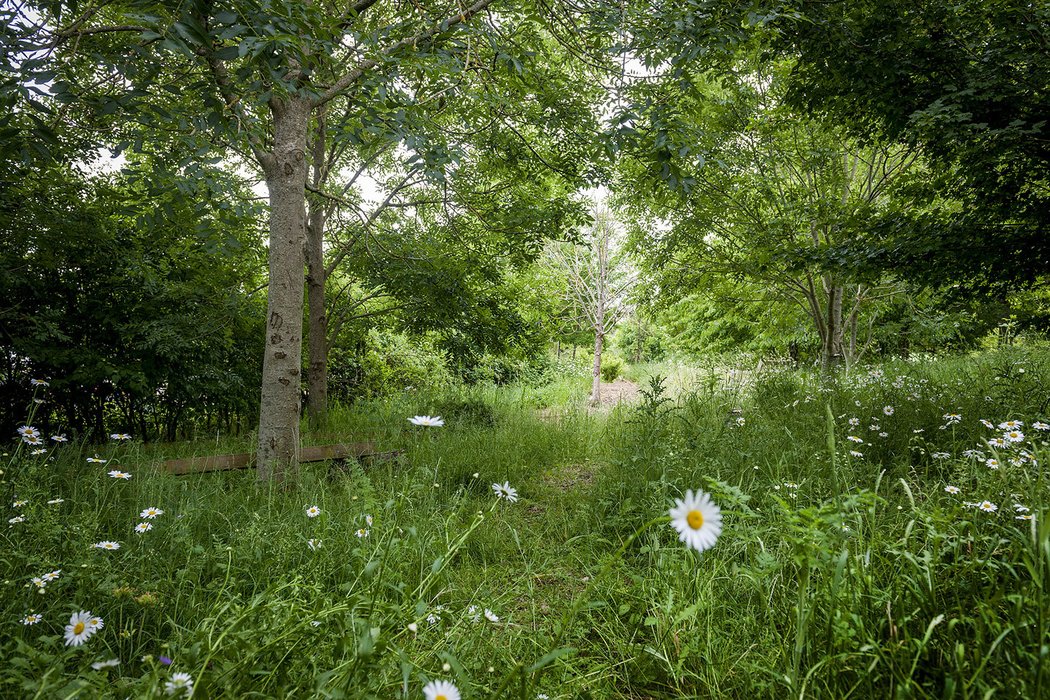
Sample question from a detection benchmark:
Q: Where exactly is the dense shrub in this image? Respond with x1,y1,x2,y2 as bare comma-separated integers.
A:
600,354,626,381
327,330,454,401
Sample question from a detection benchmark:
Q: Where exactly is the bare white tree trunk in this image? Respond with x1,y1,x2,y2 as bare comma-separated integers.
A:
546,203,634,407
590,329,604,405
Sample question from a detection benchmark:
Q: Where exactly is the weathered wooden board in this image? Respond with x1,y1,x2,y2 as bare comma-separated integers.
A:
162,442,379,475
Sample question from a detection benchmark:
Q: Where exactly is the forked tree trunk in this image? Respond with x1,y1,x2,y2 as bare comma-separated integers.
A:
822,282,844,368
256,97,310,483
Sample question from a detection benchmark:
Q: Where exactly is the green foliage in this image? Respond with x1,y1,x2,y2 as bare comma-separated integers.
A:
599,355,625,382
771,0,1050,293
0,164,265,441
327,330,453,402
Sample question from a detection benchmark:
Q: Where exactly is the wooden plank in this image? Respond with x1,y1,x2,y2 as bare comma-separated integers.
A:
163,452,253,475
163,442,377,475
300,443,375,462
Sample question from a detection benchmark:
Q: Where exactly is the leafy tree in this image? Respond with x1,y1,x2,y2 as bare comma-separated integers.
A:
770,0,1050,293
3,0,608,480
0,162,265,440
618,63,919,367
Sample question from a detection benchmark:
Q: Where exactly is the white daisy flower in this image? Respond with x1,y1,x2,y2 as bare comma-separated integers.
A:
484,609,499,622
849,450,864,457
943,413,962,423
1032,421,1049,431
355,528,369,538
17,425,40,438
985,458,1000,469
30,448,47,455
307,538,321,550
12,499,26,507
91,658,120,670
998,420,1023,430
847,417,860,426
8,516,25,524
931,452,951,459
977,501,998,513
87,456,107,463
944,485,960,494
1003,430,1024,443
107,470,131,479
46,498,65,504
22,613,42,625
668,489,722,553
847,435,864,443
878,432,889,438
42,569,60,582
492,481,519,502
134,522,152,534
408,415,445,427
30,379,49,387
979,419,994,429
31,576,46,588
164,671,194,696
92,541,121,550
110,433,132,441
140,507,164,519
64,610,97,646
365,514,373,526
22,434,43,445
986,437,1007,448
423,679,460,700
1014,504,1030,513
305,505,321,518
883,406,894,416
1016,514,1035,521
50,435,68,443
88,615,104,631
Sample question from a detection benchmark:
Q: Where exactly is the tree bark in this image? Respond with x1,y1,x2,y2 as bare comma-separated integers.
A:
305,111,329,429
590,330,603,406
823,281,844,368
256,97,310,483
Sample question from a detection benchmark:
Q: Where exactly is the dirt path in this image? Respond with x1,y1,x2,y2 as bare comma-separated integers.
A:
593,378,641,407
536,378,642,422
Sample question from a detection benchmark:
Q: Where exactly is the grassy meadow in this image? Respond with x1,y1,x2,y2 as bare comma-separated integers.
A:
3,348,1049,698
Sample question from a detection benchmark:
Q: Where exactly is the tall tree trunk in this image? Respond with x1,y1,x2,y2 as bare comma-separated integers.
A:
256,97,310,483
823,282,844,368
305,111,329,430
306,206,328,429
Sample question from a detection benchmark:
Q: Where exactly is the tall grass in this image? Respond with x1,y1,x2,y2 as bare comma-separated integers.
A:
2,348,1047,698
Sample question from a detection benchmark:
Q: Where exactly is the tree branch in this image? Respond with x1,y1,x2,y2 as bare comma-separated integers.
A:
313,0,499,108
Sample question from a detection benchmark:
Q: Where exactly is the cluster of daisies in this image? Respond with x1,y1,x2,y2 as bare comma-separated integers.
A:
972,418,1045,470
842,406,899,457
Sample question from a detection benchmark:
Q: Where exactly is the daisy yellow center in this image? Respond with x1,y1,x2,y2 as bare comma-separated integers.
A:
73,622,85,635
436,696,448,700
686,509,704,530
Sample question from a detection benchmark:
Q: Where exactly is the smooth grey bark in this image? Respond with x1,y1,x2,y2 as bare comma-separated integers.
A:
590,328,604,405
305,111,330,429
256,97,311,483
